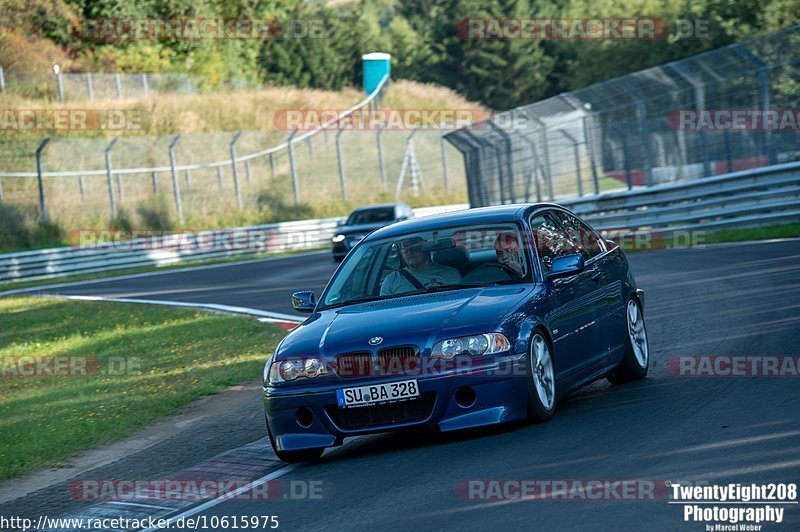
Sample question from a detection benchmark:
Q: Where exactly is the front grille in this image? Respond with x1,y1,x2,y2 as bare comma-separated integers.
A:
326,393,436,430
335,352,372,378
378,346,419,375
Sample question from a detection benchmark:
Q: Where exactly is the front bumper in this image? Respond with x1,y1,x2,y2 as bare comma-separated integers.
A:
264,354,529,452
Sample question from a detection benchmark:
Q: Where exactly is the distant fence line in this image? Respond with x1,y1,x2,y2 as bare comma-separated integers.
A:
446,25,800,207
0,74,466,226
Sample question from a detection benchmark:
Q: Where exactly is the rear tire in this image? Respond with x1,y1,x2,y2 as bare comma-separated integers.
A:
608,298,649,384
526,331,556,423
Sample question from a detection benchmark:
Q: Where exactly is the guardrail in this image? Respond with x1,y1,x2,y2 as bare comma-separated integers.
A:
1,159,798,284
0,204,469,283
560,160,800,235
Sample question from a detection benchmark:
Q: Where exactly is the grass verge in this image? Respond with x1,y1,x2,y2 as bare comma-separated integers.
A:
0,297,286,481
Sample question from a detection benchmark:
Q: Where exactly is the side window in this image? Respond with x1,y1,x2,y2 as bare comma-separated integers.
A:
530,212,576,274
553,211,604,261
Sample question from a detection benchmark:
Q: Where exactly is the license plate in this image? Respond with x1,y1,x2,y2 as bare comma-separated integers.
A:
336,379,419,408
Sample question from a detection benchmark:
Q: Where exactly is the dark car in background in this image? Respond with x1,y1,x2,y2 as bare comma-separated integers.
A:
331,203,414,260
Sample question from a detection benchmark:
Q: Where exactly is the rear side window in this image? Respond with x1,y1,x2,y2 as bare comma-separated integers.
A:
552,211,604,261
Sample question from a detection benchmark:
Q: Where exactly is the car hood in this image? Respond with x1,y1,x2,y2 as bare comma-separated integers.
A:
277,285,534,358
334,222,388,236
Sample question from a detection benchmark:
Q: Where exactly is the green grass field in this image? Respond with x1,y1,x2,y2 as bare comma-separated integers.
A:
0,297,286,480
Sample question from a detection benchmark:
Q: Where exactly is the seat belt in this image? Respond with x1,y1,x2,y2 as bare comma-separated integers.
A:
398,269,426,290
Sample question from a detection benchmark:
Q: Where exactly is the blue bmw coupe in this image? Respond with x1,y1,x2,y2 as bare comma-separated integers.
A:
263,204,649,462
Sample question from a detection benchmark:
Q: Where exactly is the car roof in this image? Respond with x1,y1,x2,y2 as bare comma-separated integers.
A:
351,203,407,212
368,203,563,240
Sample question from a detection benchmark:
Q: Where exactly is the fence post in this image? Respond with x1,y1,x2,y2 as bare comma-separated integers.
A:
142,74,149,97
336,126,348,200
440,134,450,192
78,176,85,201
114,73,122,100
86,73,94,100
616,81,653,186
527,114,554,200
611,125,633,190
0,176,4,201
151,171,158,193
229,131,243,210
55,70,64,102
184,169,191,189
287,130,300,206
376,128,386,190
732,44,776,166
557,129,583,197
0,67,5,93
116,171,123,201
104,138,118,218
168,135,184,224
668,64,711,178
306,136,313,158
269,153,276,178
245,159,252,183
216,166,223,188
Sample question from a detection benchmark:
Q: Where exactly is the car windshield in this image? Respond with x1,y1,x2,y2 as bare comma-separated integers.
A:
346,207,396,225
319,222,531,309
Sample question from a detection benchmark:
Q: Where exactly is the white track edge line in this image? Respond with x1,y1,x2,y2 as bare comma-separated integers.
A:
140,464,301,532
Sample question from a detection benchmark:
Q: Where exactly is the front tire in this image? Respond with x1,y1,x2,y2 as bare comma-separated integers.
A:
608,298,649,384
526,331,556,422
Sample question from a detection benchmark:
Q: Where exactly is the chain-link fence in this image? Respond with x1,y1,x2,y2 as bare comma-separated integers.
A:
0,70,214,101
0,77,466,228
446,25,800,207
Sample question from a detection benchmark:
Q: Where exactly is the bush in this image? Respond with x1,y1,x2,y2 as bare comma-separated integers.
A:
256,190,314,223
0,203,65,252
136,198,174,231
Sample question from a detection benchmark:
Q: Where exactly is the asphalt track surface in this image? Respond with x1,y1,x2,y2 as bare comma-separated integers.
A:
24,240,800,530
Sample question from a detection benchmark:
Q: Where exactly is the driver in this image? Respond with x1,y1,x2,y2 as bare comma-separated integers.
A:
463,231,526,283
380,237,461,295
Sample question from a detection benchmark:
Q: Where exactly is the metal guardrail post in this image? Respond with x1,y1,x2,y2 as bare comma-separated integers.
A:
104,138,119,217
557,129,583,197
86,73,94,100
229,131,243,210
336,126,348,200
168,135,184,224
288,130,300,206
440,134,450,192
376,128,386,190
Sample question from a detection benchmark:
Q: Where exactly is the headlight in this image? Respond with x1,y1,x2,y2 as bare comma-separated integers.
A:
331,234,345,243
267,357,328,384
431,333,510,360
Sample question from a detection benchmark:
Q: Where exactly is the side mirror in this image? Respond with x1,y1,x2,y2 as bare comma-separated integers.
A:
547,254,585,281
291,291,316,313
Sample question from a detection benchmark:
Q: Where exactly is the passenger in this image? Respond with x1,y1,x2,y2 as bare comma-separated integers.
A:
380,237,462,295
